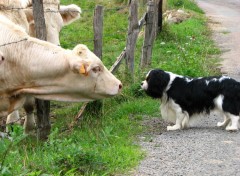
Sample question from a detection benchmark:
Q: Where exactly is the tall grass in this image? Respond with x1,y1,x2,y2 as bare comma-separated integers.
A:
0,0,220,175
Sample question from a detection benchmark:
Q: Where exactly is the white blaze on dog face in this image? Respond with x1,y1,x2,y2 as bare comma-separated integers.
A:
141,80,148,90
141,70,152,90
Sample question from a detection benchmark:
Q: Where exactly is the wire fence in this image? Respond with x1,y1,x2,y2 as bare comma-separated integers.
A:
0,1,152,62
0,5,129,13
0,4,133,48
0,38,28,48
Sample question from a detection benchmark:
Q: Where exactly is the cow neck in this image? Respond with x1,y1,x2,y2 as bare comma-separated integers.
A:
0,0,22,8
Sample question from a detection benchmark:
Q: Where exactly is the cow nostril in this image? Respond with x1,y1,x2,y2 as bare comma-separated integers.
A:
119,84,123,90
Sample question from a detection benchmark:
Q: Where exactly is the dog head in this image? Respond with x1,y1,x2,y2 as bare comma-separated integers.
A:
141,69,170,98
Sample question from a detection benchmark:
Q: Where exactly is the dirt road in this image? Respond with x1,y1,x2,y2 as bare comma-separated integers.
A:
133,1,240,175
197,0,240,78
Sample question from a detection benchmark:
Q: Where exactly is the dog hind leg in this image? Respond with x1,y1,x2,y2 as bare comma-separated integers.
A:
225,114,239,131
181,112,190,129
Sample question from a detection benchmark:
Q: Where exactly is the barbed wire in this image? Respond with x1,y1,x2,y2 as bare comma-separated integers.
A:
0,6,81,13
0,38,28,48
0,5,128,13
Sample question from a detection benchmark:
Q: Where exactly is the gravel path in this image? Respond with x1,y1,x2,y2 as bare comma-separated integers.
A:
133,1,240,175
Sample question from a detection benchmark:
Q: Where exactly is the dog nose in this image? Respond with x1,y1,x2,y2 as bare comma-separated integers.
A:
141,82,143,86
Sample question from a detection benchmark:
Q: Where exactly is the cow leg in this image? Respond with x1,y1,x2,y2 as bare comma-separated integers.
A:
23,96,36,134
6,110,21,132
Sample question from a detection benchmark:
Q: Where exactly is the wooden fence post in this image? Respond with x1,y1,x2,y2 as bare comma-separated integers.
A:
94,5,103,59
32,0,51,140
125,0,139,78
157,0,163,33
85,5,104,118
140,0,155,68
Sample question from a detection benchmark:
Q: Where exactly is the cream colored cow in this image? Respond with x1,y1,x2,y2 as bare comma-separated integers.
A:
0,0,29,33
6,0,82,133
22,0,81,45
0,0,32,130
0,16,122,119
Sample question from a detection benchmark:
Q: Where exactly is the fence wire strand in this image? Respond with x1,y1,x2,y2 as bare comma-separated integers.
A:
0,38,28,48
0,5,128,13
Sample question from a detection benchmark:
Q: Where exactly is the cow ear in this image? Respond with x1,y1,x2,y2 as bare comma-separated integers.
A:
73,44,87,57
24,9,34,24
59,4,82,25
71,61,89,76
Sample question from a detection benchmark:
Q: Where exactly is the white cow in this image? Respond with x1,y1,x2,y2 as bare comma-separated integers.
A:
1,0,32,128
0,16,122,120
6,0,82,133
22,0,81,45
0,0,29,33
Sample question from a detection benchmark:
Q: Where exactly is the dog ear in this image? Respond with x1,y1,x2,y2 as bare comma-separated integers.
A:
147,69,170,98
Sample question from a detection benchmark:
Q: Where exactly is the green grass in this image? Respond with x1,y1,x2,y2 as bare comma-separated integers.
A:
0,0,221,175
168,0,204,13
151,18,220,76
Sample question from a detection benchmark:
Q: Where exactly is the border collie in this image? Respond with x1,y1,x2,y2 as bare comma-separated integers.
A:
141,69,240,131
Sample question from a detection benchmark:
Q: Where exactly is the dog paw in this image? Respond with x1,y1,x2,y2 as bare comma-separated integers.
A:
225,126,238,131
217,121,225,127
167,125,180,131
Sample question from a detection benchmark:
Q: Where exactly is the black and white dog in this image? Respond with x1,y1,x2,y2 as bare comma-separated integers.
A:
141,69,240,131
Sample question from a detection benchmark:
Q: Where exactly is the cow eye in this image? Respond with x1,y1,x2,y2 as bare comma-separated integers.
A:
92,66,101,73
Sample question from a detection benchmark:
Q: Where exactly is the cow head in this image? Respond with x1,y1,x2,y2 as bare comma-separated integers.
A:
69,44,123,99
23,0,81,45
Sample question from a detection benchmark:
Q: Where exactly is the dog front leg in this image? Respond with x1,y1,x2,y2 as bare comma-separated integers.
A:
217,114,230,127
167,112,185,131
